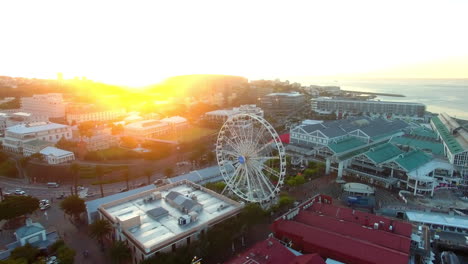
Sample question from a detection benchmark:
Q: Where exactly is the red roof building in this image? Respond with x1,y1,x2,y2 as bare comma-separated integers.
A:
226,237,326,264
271,195,412,264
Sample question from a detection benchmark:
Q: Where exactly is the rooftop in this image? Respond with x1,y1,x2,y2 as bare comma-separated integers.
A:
364,143,404,164
167,165,233,185
99,181,243,254
160,116,187,124
405,211,468,229
125,119,168,129
316,98,425,106
39,147,74,157
23,139,53,148
6,122,69,134
390,136,444,156
266,92,303,97
16,222,45,238
226,237,326,264
431,114,468,154
272,198,412,264
328,137,366,154
394,150,432,172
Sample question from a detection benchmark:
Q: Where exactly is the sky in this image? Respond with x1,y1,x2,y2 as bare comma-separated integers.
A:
0,0,467,87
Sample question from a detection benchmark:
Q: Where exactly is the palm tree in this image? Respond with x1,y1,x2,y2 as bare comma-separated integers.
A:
144,169,152,185
123,167,130,190
18,157,31,183
95,165,104,198
89,219,112,250
109,241,131,264
70,163,80,196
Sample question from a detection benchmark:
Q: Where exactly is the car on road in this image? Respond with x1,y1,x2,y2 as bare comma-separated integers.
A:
56,194,65,199
137,183,146,187
119,187,129,193
85,192,96,198
46,256,58,264
40,199,50,205
14,189,26,195
40,204,51,210
77,186,85,191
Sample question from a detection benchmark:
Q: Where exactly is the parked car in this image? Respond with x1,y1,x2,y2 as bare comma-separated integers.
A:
119,188,129,193
56,194,65,199
14,189,26,195
137,183,146,187
77,186,85,191
40,199,50,205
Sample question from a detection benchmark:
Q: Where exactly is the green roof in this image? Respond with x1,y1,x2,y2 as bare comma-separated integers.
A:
431,116,464,154
394,150,432,172
410,127,438,139
364,143,403,164
337,141,387,161
390,136,444,155
328,137,367,154
16,222,45,238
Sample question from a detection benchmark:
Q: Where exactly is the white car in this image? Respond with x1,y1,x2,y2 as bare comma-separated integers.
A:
40,199,50,205
40,204,51,211
14,189,26,195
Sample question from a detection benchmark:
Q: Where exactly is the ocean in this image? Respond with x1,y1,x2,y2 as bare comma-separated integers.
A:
304,79,468,119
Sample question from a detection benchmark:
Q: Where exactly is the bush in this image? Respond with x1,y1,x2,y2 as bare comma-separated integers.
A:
204,181,227,193
286,174,306,186
0,160,18,178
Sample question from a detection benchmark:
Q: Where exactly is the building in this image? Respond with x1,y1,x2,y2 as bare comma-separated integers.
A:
259,92,306,116
203,105,264,125
2,122,72,154
405,211,468,235
312,98,426,120
288,117,462,195
124,119,170,138
66,104,126,124
20,93,65,118
226,237,326,264
22,139,54,156
166,165,233,186
78,128,119,152
0,112,49,133
270,195,428,264
430,113,468,187
95,180,243,263
160,116,189,131
39,146,75,164
0,219,59,260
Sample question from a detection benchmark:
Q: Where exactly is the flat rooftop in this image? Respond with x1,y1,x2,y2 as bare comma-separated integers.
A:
99,180,243,253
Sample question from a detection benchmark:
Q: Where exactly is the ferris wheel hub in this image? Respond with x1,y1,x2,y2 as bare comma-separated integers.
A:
238,156,246,164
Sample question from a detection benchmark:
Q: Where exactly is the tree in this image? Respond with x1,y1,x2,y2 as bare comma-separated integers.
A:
57,245,76,264
70,163,80,196
123,167,130,190
56,138,77,151
49,240,75,264
18,157,31,183
95,165,104,198
0,258,27,264
89,219,112,249
163,167,174,178
9,243,39,264
144,169,152,185
111,124,124,135
78,121,94,138
120,136,137,149
0,196,39,221
59,195,85,220
109,241,131,264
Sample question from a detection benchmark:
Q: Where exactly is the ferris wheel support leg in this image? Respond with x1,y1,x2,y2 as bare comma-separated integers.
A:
221,184,229,195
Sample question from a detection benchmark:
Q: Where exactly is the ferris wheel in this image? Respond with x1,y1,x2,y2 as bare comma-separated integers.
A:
216,114,286,203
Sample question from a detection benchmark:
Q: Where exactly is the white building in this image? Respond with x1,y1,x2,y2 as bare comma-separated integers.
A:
2,122,72,153
66,107,126,124
124,119,170,138
161,116,189,131
79,132,119,152
97,180,243,263
431,113,468,186
0,112,49,133
22,139,54,157
204,105,264,125
20,93,65,118
39,146,75,164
